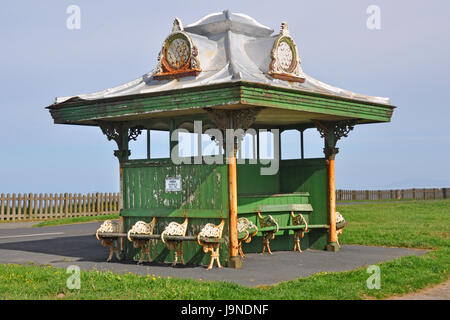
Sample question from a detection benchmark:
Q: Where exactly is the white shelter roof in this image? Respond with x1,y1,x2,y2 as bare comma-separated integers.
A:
55,10,390,106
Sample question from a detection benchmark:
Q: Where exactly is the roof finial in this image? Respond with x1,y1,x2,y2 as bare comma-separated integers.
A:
223,10,231,20
172,17,183,32
280,21,290,36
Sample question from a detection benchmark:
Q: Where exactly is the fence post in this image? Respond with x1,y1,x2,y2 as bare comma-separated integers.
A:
96,192,100,214
28,193,33,220
0,193,4,221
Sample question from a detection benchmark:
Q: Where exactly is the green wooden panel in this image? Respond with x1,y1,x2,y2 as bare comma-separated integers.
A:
279,158,329,250
238,193,311,214
122,160,228,213
237,162,280,195
121,208,228,218
280,159,328,225
240,82,394,122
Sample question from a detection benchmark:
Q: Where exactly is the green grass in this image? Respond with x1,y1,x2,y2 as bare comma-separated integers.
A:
32,214,119,228
0,200,449,299
338,199,450,249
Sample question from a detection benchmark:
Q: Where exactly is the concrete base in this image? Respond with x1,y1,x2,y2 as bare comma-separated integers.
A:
228,255,243,269
326,242,340,252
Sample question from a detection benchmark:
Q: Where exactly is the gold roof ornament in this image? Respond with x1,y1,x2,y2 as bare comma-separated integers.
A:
153,18,202,80
268,22,305,83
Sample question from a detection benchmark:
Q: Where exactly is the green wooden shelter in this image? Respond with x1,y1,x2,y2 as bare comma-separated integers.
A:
47,11,394,268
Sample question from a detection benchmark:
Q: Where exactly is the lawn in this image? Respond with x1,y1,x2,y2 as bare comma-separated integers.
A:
32,214,119,228
0,200,448,299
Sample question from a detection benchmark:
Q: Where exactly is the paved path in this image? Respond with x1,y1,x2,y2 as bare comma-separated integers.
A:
0,222,428,287
389,280,450,300
0,222,40,229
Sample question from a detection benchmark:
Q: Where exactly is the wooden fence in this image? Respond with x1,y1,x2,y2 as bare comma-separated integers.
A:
0,193,120,221
336,188,449,201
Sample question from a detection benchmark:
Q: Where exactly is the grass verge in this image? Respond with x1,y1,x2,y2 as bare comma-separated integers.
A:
32,214,119,228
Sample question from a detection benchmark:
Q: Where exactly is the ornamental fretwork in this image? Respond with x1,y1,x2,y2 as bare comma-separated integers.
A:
98,122,143,161
313,120,356,160
204,108,261,152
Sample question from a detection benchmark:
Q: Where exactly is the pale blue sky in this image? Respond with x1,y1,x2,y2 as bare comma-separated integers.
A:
1,1,449,193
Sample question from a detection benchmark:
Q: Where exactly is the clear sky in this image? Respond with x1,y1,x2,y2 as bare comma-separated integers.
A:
1,0,449,193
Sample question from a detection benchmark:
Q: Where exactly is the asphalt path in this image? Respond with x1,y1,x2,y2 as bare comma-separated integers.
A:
0,222,428,287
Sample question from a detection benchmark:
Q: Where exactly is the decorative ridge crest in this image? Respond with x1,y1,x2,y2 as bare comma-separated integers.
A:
268,22,305,83
172,17,183,32
153,18,201,80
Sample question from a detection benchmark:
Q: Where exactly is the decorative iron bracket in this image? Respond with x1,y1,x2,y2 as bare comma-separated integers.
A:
204,108,261,153
98,122,143,162
313,120,356,160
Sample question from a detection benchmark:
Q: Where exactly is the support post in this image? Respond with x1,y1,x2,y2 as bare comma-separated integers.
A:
300,129,305,159
228,152,242,268
314,120,355,252
204,107,261,268
328,157,337,248
147,129,151,160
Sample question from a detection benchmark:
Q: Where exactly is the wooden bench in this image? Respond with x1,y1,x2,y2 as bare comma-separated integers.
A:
127,217,156,264
255,203,330,254
237,217,258,258
197,219,225,270
96,220,126,262
127,218,191,266
127,218,225,269
335,211,348,247
161,218,189,266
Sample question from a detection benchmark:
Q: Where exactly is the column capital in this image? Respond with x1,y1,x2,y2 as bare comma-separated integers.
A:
313,120,356,160
204,107,261,155
98,121,143,162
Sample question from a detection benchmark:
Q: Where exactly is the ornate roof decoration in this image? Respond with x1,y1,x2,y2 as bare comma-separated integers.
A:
53,11,391,106
153,18,201,80
268,22,305,83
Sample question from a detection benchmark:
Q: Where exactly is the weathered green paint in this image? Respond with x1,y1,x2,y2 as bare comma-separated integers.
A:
47,82,394,126
238,193,312,214
240,83,394,123
122,160,228,213
119,157,329,263
121,159,230,264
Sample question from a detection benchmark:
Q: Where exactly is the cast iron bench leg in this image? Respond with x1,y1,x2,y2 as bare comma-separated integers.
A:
204,244,221,270
238,240,246,258
336,228,343,248
102,239,120,262
135,240,152,264
262,232,273,254
293,230,304,252
210,246,221,270
169,241,185,267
